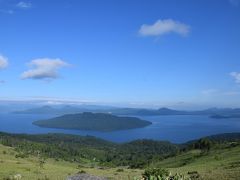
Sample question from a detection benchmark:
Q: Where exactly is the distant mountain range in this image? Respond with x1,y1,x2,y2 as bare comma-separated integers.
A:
12,105,240,118
33,112,152,132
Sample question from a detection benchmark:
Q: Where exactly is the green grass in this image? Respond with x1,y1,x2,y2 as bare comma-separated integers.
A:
0,144,142,180
1,143,240,179
152,145,240,180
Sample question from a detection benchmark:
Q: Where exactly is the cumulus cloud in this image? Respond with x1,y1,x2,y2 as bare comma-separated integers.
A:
0,55,8,69
21,58,70,80
16,1,32,9
139,19,190,37
230,72,240,83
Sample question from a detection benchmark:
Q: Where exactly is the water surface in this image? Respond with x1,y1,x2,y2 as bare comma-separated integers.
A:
0,113,239,143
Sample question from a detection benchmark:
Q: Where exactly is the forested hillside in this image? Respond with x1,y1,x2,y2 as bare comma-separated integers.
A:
0,132,240,179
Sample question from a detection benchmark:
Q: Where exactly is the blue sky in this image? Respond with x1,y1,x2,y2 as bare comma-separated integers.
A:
0,0,240,109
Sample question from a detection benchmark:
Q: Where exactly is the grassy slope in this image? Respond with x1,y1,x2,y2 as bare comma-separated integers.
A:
152,145,240,180
1,143,240,179
0,144,142,180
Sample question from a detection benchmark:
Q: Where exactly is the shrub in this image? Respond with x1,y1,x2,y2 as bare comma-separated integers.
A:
77,170,86,174
187,171,200,179
142,168,169,179
116,168,124,172
15,153,28,158
141,168,191,180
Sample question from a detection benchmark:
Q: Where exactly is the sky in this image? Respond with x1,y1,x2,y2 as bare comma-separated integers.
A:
0,0,240,109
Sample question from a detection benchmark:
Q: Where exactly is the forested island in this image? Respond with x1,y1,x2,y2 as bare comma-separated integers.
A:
210,114,240,119
33,112,152,132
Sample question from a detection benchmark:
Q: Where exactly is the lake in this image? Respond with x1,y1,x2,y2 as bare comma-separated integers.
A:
0,113,239,143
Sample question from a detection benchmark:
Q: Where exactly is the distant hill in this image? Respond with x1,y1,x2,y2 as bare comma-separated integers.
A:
204,132,240,142
182,132,240,148
33,112,152,132
13,105,240,117
13,105,88,115
11,106,190,115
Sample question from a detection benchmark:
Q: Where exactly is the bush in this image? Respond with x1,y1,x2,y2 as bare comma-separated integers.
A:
142,168,169,179
77,170,86,174
141,168,190,180
187,171,200,179
15,153,28,158
116,168,124,172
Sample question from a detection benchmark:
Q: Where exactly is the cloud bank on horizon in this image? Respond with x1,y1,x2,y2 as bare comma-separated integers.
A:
139,19,190,37
21,58,70,80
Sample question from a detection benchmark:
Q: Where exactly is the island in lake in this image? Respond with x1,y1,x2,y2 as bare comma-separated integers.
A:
210,114,240,119
33,112,152,132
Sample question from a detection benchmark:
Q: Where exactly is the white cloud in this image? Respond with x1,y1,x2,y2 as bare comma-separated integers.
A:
229,0,239,6
139,19,190,37
21,58,70,80
1,1,31,14
230,72,240,83
16,1,32,9
0,54,8,69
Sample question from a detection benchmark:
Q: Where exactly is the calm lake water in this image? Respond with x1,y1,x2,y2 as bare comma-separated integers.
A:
0,113,240,143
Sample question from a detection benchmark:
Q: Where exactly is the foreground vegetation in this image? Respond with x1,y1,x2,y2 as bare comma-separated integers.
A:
0,132,240,179
0,132,178,168
0,144,143,179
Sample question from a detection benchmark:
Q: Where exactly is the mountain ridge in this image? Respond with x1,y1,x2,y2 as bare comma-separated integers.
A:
13,105,240,117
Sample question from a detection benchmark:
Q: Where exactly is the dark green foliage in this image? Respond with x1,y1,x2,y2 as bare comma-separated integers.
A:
142,168,170,179
187,171,201,179
116,168,124,172
182,133,240,152
108,139,179,168
77,170,86,174
0,132,115,163
0,132,178,168
1,131,240,170
15,153,29,158
38,157,46,169
206,133,240,143
192,138,212,151
141,168,191,180
33,112,152,132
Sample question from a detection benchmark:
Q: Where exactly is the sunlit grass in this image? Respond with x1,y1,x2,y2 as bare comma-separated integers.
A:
0,143,240,180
